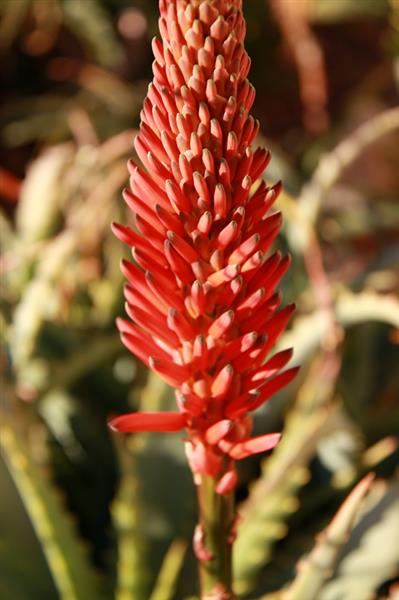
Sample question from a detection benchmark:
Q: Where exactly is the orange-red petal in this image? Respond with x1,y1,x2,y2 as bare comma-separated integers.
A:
229,432,281,459
109,412,186,433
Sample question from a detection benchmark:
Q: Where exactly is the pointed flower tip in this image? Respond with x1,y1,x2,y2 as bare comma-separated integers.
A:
110,221,118,234
115,316,127,332
205,419,233,445
216,468,238,495
289,365,301,380
108,418,119,432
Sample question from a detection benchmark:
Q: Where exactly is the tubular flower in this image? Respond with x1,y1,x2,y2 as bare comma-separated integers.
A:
110,0,298,495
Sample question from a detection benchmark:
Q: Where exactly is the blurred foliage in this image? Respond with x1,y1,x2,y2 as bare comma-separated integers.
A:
1,0,399,599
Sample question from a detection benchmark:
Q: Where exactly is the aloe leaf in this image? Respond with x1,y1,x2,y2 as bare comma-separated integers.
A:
279,289,399,366
0,455,57,600
283,474,375,600
298,106,399,226
112,371,194,600
16,144,74,243
60,0,123,69
311,0,390,25
233,406,333,596
149,539,187,600
10,231,76,369
112,439,152,600
0,415,105,600
319,480,399,600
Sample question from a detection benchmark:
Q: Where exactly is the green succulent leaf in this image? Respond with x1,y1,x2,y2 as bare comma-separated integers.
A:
319,480,399,600
149,538,187,600
282,474,375,600
0,414,105,600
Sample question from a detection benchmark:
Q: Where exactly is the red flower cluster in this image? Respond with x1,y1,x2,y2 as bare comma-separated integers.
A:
110,0,298,494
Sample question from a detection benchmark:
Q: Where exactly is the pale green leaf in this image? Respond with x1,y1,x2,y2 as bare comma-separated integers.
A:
283,474,375,600
0,415,105,600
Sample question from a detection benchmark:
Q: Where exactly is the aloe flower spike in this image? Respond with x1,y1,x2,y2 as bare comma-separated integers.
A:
110,1,298,596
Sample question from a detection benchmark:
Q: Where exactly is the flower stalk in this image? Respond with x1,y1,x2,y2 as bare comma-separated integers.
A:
196,475,235,598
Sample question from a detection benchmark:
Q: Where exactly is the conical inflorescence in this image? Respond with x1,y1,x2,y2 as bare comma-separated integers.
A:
110,0,298,494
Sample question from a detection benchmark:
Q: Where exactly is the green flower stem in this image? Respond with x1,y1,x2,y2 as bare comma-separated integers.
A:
197,475,236,599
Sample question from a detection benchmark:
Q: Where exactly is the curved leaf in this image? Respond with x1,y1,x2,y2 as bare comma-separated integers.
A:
283,474,375,600
0,414,105,600
319,480,399,600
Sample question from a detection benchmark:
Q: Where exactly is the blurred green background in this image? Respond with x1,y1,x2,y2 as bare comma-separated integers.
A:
0,1,398,599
